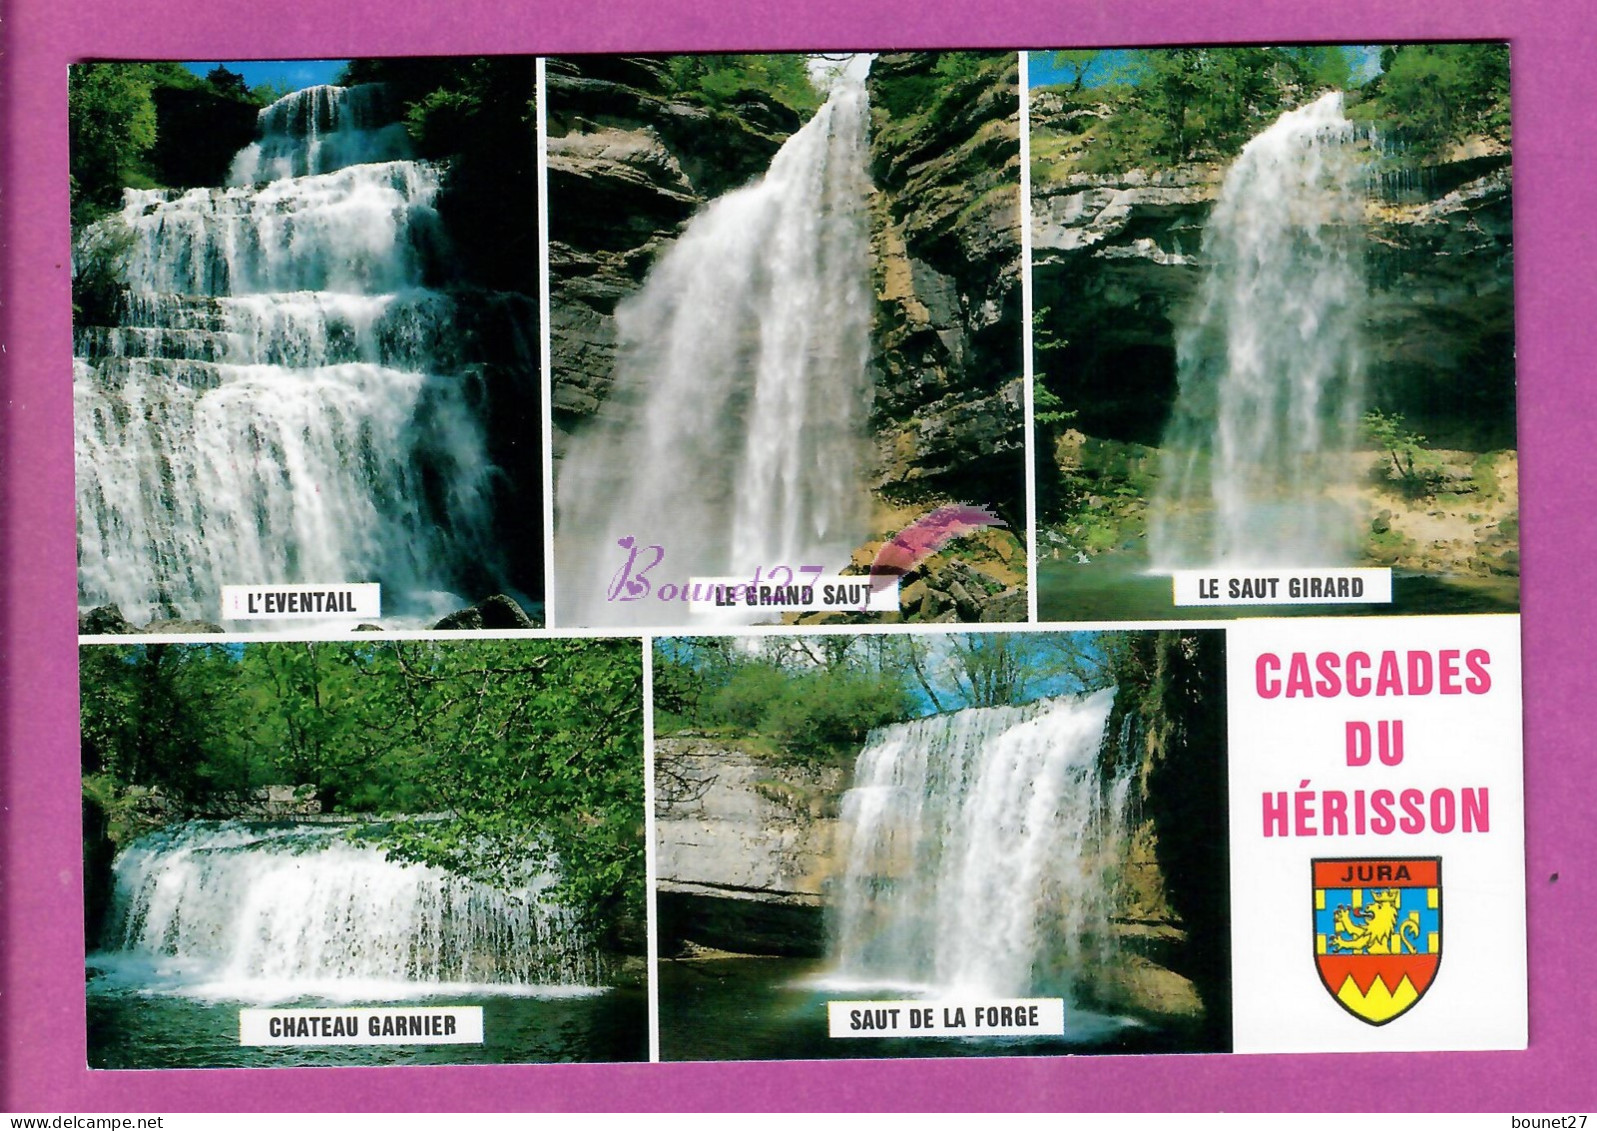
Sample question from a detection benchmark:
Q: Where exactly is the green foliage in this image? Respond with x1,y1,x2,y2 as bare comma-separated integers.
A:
69,64,160,223
1047,50,1127,94
1276,46,1355,93
405,87,480,152
71,219,137,325
946,634,1028,708
205,65,248,100
1034,378,1075,428
871,52,998,125
1359,43,1510,155
760,666,912,760
655,637,914,763
249,79,292,106
1470,451,1505,502
663,54,821,113
1045,45,1505,176
371,640,644,931
658,632,1135,758
1054,43,1508,175
356,58,534,158
1363,408,1443,499
78,639,646,938
1088,47,1346,168
1032,305,1074,429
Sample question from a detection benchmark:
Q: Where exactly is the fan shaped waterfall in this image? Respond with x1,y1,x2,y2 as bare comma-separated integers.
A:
1149,91,1368,569
89,821,602,1000
827,689,1127,999
74,83,507,628
553,79,874,627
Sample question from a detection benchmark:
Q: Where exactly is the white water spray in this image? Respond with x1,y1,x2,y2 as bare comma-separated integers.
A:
74,84,500,626
827,689,1126,998
229,84,413,185
1150,92,1368,569
553,80,874,627
90,821,602,1001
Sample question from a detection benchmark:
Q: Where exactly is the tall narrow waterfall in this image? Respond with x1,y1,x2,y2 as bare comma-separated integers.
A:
1149,92,1367,569
554,80,874,627
90,821,601,1000
828,689,1126,998
74,83,505,627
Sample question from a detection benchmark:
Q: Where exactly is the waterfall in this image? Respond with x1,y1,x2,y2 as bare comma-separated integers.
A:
553,80,874,627
1149,92,1368,569
827,688,1126,999
74,83,504,628
89,821,602,1001
229,84,412,185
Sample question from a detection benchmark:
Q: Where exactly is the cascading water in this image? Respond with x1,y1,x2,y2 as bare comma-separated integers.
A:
74,83,505,628
827,688,1127,1000
553,78,874,628
1149,91,1368,569
228,83,412,184
88,821,602,1001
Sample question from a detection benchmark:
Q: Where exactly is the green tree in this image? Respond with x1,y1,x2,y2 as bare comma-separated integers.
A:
947,633,1031,707
1130,48,1294,163
362,639,646,935
1048,50,1112,94
205,65,249,99
1362,408,1443,498
1368,43,1510,154
656,635,914,762
663,54,821,113
77,642,251,803
1076,46,1361,172
69,63,159,223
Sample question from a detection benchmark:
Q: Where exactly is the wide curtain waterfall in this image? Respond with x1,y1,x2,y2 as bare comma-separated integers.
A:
828,688,1127,999
554,80,874,628
1149,91,1368,569
90,821,601,999
74,83,503,628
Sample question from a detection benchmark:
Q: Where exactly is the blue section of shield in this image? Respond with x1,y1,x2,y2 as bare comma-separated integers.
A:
1315,887,1440,954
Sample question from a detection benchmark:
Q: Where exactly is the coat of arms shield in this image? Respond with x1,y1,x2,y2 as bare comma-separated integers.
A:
1313,857,1442,1025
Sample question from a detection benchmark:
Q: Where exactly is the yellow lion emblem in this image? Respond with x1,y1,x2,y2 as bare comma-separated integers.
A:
1329,888,1420,955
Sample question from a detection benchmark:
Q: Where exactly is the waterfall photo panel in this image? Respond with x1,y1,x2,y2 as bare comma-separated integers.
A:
1029,45,1518,622
650,629,1231,1060
546,53,1028,630
70,58,546,636
79,636,648,1067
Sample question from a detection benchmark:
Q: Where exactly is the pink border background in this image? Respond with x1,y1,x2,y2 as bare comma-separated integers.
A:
4,0,1593,1112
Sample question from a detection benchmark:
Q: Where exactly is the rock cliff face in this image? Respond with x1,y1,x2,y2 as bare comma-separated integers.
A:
865,53,1026,525
1031,131,1515,452
1364,152,1515,450
654,736,844,956
1092,630,1230,1035
544,57,801,447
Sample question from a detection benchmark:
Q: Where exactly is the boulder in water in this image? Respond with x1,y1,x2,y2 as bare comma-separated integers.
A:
142,618,225,634
432,593,537,630
79,605,137,635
